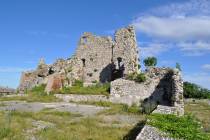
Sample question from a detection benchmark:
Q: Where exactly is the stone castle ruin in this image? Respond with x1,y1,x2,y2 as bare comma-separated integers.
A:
19,26,139,91
18,25,184,116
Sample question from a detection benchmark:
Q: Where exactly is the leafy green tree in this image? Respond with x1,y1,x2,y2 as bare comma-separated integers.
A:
176,63,182,71
143,57,157,67
184,82,210,99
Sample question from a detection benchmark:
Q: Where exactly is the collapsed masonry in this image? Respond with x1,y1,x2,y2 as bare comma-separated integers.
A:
19,26,139,92
18,25,184,116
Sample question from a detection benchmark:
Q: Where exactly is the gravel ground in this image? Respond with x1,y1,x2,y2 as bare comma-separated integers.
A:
0,101,108,116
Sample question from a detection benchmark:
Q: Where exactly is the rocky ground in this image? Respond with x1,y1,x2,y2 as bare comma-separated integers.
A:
0,101,108,116
0,94,145,140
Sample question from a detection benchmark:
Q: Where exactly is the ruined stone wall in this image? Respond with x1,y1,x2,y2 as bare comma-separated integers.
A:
113,26,140,75
110,78,161,106
110,67,184,111
72,26,140,85
74,32,113,85
18,25,140,92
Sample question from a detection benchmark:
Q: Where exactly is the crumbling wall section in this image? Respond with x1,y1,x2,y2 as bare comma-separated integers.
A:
113,26,140,75
74,32,113,85
110,67,184,114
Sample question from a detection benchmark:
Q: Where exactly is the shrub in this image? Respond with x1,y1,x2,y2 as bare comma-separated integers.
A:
184,82,210,99
30,84,46,94
143,57,157,67
135,73,146,83
148,114,210,140
126,73,146,83
72,80,83,87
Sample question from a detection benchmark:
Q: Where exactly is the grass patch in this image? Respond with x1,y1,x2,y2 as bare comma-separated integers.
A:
0,93,60,102
56,83,110,96
0,109,139,140
185,100,210,133
80,101,143,115
148,113,210,140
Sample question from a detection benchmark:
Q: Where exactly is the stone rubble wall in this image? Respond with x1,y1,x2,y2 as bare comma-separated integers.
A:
110,78,161,106
171,69,184,116
152,105,177,115
55,94,109,103
110,67,184,114
110,68,176,106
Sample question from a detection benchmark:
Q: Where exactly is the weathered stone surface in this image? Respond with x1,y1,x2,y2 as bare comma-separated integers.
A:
55,94,109,102
113,26,140,74
110,78,161,106
136,125,176,140
110,67,184,116
45,73,65,93
152,105,177,115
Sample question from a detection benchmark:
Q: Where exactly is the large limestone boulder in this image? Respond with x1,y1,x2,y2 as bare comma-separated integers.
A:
45,73,64,94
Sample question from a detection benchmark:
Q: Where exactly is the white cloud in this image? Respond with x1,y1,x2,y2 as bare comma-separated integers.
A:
184,72,210,89
132,0,210,56
202,64,210,71
133,16,210,41
178,41,210,56
140,0,210,17
139,42,171,58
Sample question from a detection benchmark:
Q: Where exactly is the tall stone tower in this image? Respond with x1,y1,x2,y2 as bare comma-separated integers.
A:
113,26,140,75
73,25,140,85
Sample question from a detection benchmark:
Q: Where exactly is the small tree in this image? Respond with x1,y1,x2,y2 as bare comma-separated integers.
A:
143,57,157,67
176,63,182,71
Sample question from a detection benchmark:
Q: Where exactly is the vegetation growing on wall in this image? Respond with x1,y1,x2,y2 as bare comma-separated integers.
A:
126,73,146,83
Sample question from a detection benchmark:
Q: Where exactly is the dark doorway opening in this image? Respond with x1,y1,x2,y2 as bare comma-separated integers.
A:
111,57,125,81
81,58,86,67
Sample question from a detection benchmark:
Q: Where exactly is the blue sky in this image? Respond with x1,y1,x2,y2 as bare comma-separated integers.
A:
0,0,210,89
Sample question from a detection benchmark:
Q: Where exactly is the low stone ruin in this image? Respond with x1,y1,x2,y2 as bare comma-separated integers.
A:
0,86,16,96
110,67,184,116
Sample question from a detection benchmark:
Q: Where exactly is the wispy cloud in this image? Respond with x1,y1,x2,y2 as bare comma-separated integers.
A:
133,16,210,41
132,0,210,56
202,64,210,71
139,42,171,58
